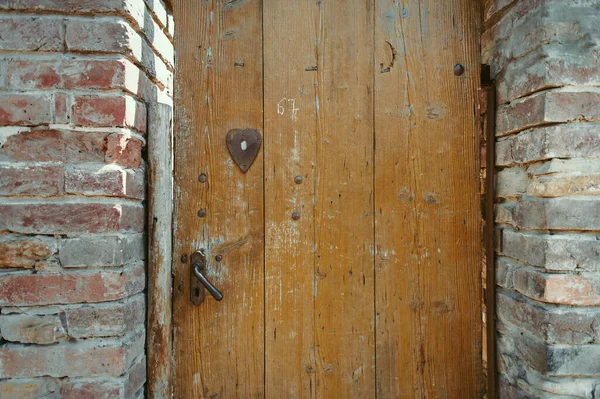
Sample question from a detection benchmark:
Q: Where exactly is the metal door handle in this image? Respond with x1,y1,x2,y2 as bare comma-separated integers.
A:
193,261,223,301
190,250,223,304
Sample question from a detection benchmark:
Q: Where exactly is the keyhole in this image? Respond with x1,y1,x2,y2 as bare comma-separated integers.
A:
241,140,248,151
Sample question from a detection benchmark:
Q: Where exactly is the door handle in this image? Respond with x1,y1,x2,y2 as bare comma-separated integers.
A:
190,250,223,304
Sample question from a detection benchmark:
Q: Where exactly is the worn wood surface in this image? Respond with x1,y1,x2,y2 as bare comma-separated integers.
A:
172,0,483,396
147,103,173,399
172,0,264,397
263,1,375,397
374,0,483,397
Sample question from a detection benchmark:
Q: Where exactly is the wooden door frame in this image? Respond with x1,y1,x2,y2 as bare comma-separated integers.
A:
145,2,494,398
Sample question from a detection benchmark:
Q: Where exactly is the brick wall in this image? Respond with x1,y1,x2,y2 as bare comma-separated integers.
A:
0,1,173,397
483,0,600,397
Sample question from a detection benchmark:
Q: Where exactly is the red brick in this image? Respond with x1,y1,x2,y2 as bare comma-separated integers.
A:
0,200,144,234
0,329,144,378
514,268,600,306
65,164,144,199
105,134,143,169
4,130,88,162
6,59,127,91
0,164,63,196
0,238,53,268
0,17,63,52
497,90,600,136
54,92,69,124
66,19,139,58
71,95,147,133
0,377,60,399
0,1,130,13
0,263,144,306
66,295,145,338
62,379,122,399
0,314,66,344
0,94,53,126
61,357,146,399
66,18,171,89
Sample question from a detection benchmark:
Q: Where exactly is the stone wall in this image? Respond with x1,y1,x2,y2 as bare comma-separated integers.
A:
483,0,600,396
0,1,173,397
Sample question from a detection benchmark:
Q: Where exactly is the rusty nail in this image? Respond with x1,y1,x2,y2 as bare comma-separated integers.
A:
180,254,188,263
292,211,301,220
294,175,303,184
215,255,223,262
198,209,207,217
198,173,207,183
454,64,465,76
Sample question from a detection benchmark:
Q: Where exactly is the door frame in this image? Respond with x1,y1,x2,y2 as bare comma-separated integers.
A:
145,2,494,398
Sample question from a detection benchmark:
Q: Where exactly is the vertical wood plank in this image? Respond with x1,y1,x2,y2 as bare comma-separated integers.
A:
263,1,376,397
172,1,264,397
374,0,483,397
147,103,173,399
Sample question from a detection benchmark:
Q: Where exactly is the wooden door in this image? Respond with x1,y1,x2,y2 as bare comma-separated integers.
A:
172,1,482,397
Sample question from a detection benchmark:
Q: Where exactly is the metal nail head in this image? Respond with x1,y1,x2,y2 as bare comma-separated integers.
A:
454,64,465,76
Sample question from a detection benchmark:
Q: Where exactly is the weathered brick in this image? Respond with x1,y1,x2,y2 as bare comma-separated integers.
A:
497,290,600,345
66,295,145,338
3,130,107,163
4,57,157,103
498,330,599,395
61,379,122,399
0,237,53,268
65,163,144,199
528,173,600,198
0,16,63,52
514,268,600,306
2,294,145,340
497,90,600,137
496,257,517,289
513,198,600,230
66,18,171,88
502,230,600,272
0,0,133,13
71,95,147,133
62,356,146,399
0,377,60,399
0,263,144,307
0,94,53,126
498,378,537,399
494,202,515,226
105,133,144,169
0,200,144,234
59,234,144,268
0,313,66,345
7,59,124,90
496,46,600,104
53,92,69,124
496,123,600,166
496,167,528,198
0,328,144,378
0,164,63,197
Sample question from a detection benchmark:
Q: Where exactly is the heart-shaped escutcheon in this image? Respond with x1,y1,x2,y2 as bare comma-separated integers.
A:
226,129,262,173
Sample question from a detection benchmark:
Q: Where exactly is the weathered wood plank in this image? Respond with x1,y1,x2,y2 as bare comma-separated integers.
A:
147,102,173,399
263,1,376,397
374,1,483,397
172,0,264,397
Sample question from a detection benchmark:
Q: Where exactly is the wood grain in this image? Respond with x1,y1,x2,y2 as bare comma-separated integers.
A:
172,0,264,397
373,0,483,397
263,1,376,397
147,103,173,399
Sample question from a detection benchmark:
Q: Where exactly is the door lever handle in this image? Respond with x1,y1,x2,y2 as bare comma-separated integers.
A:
190,250,223,304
